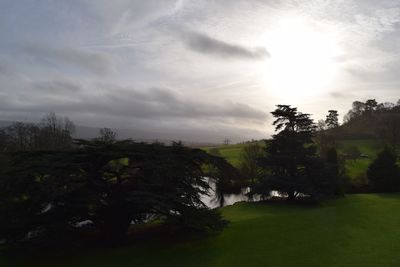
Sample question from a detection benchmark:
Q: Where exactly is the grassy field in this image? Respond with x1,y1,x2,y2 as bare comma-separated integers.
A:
205,139,384,180
336,139,382,182
203,142,261,167
3,194,400,267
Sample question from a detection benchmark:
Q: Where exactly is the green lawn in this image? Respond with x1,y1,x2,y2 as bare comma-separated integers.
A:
3,194,400,267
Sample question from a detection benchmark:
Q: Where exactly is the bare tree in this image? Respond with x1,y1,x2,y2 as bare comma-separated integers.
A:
223,138,231,145
98,128,117,143
40,112,75,149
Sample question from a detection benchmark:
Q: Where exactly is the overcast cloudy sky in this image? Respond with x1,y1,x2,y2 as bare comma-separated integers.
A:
1,0,400,142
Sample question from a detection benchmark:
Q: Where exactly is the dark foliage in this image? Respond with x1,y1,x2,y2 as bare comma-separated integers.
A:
367,148,400,192
0,140,238,246
325,110,339,129
257,105,340,201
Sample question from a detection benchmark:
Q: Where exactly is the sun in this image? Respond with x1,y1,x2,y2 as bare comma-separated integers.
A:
262,16,340,101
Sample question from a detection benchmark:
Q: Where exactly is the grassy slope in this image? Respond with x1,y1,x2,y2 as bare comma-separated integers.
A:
4,194,400,267
336,139,382,182
203,143,254,167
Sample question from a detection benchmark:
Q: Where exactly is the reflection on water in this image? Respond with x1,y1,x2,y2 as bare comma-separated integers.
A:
201,179,263,208
201,187,255,209
201,179,280,208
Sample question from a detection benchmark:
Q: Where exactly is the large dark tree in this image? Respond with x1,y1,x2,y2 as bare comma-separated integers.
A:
258,105,339,201
325,110,339,129
367,148,400,192
378,113,400,153
365,99,378,115
0,140,238,245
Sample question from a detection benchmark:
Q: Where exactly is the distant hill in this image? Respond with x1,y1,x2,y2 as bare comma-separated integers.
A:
331,116,378,139
0,120,218,147
328,110,400,140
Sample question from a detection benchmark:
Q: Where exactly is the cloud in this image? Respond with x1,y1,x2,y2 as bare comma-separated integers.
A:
22,43,112,75
32,80,82,94
183,31,270,60
329,91,355,99
0,83,269,142
0,83,268,122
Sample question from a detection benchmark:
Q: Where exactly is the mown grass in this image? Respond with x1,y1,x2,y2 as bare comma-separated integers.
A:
3,194,400,267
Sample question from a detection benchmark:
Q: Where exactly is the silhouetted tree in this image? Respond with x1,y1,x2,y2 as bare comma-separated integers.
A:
316,120,329,157
0,140,237,245
325,147,345,195
97,128,117,143
368,148,400,192
40,112,75,150
365,99,378,116
223,138,231,145
325,110,339,129
0,129,7,152
378,114,400,153
259,105,337,201
240,142,264,187
344,101,366,122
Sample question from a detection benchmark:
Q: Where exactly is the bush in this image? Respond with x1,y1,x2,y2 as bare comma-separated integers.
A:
367,148,400,192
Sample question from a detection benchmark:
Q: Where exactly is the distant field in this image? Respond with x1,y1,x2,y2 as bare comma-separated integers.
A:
4,194,400,267
203,142,264,167
336,139,383,182
204,139,385,181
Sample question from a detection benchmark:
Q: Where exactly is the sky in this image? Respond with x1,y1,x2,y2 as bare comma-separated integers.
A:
1,0,400,142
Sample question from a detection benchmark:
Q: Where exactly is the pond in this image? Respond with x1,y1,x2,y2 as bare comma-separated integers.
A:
200,179,272,208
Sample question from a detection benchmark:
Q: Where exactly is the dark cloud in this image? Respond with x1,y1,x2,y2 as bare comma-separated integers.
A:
21,43,112,75
183,31,270,60
0,83,269,142
32,80,82,93
0,83,268,122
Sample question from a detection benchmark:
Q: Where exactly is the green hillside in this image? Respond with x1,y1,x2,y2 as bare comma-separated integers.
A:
4,194,400,267
203,142,264,167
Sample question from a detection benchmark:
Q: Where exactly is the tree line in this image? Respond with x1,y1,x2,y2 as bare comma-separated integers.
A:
0,114,242,247
0,112,75,152
239,100,400,197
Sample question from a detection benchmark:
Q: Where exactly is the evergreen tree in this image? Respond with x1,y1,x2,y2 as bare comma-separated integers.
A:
0,140,238,245
367,148,400,192
325,110,339,129
259,105,337,201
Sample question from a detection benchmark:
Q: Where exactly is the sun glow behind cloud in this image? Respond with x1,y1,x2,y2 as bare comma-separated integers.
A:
1,1,400,142
261,16,341,101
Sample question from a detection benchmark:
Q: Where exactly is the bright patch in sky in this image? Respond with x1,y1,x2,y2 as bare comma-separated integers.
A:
1,1,399,142
263,16,341,100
